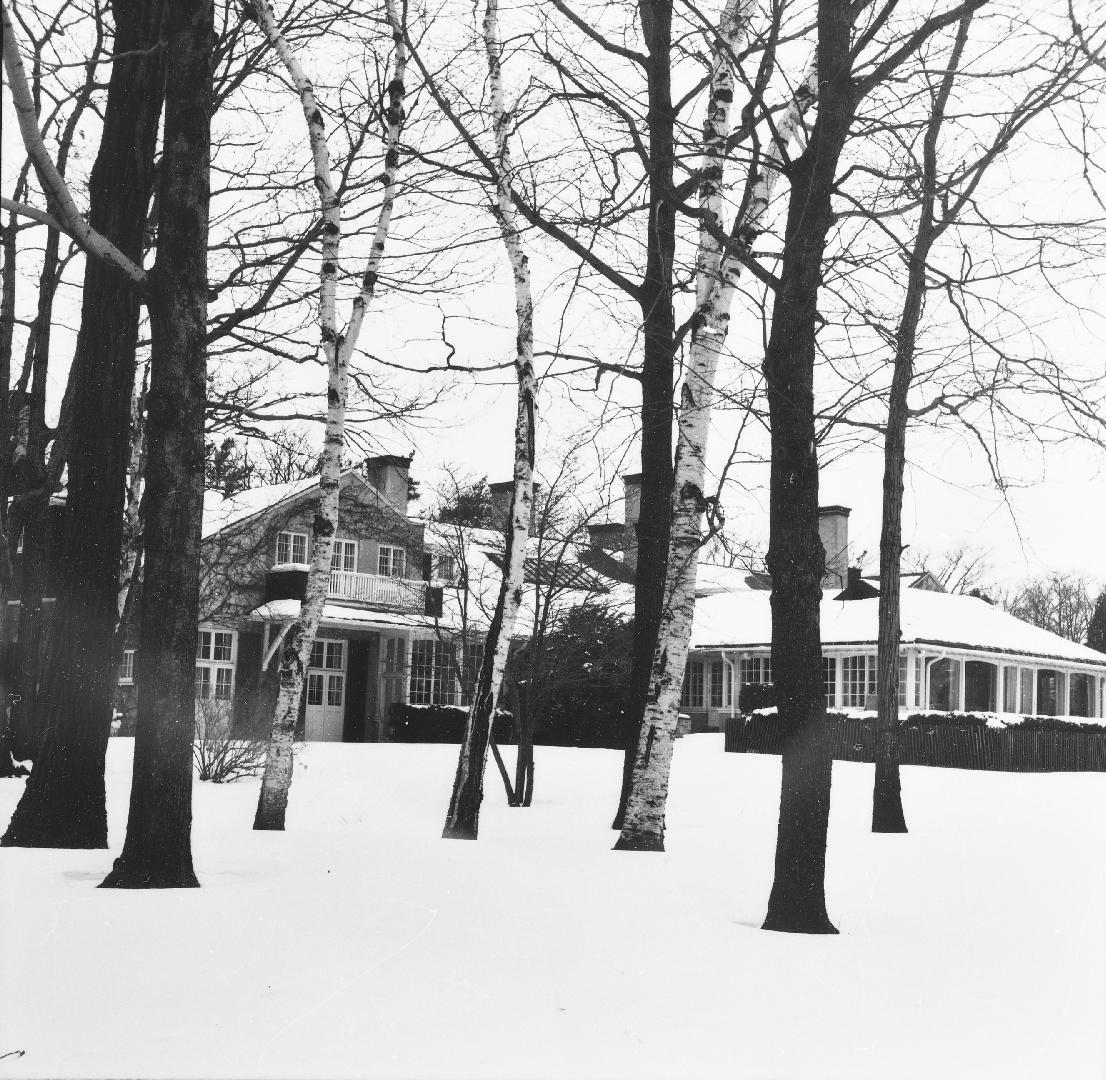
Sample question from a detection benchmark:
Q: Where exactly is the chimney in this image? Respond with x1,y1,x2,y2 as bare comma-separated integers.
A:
622,472,642,573
818,505,850,589
362,454,413,515
488,480,541,535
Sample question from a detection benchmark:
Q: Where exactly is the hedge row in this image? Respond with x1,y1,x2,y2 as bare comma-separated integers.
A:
725,709,1106,772
386,703,514,743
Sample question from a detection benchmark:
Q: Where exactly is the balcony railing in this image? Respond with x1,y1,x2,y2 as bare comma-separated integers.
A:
328,569,427,611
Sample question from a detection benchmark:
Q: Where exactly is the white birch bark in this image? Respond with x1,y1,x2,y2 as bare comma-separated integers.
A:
442,0,537,839
253,0,408,830
0,3,146,286
116,363,148,627
616,29,817,849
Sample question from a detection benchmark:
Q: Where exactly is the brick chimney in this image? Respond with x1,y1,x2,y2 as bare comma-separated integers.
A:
487,480,541,535
362,454,413,514
622,472,642,573
818,505,850,589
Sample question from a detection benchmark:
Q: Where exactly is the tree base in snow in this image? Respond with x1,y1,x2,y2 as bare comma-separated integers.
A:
761,910,839,935
613,828,665,852
99,862,200,889
442,823,478,840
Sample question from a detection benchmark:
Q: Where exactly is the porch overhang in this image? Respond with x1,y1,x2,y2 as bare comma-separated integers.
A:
248,599,462,635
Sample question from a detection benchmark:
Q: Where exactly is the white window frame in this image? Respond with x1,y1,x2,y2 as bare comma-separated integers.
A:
709,660,730,709
842,654,876,709
435,553,457,584
681,659,705,709
378,544,406,579
409,637,457,705
276,530,309,566
120,649,136,684
196,627,237,701
330,538,358,573
822,656,837,708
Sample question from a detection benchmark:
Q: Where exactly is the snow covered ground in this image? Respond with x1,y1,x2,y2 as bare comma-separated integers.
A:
2,736,1104,1080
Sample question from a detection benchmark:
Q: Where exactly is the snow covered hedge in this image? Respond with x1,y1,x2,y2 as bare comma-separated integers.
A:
386,703,514,744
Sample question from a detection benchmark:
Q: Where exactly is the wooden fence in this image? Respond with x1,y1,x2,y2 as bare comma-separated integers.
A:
724,713,1106,772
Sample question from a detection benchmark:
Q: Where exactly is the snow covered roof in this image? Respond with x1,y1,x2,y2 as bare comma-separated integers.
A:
691,588,1106,669
202,470,393,539
249,600,460,633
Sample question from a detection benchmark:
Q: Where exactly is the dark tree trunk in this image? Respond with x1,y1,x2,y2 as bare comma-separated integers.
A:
512,679,535,806
761,0,856,936
0,207,15,776
873,15,969,835
101,0,212,889
2,1,167,848
614,0,676,830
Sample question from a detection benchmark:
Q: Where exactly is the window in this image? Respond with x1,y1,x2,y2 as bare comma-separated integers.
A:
964,661,997,712
330,539,357,572
681,660,704,709
1003,666,1019,713
1069,673,1095,718
710,661,729,708
1037,668,1063,716
898,653,907,708
327,674,344,707
378,544,406,578
914,656,923,708
822,656,836,707
120,649,135,684
1020,667,1035,714
309,639,345,671
436,554,457,584
195,629,235,700
306,672,324,707
276,530,308,565
409,638,457,705
462,638,484,704
928,658,961,711
740,656,772,687
842,655,876,708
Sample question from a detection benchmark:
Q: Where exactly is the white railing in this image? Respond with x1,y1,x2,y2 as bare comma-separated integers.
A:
328,570,427,611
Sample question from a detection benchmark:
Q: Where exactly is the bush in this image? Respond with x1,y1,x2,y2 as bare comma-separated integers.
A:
386,702,514,743
738,682,775,714
193,697,268,783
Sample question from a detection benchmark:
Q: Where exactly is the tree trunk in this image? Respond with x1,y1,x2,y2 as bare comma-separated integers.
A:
873,15,970,835
761,0,856,935
2,0,167,849
443,0,536,841
251,0,407,830
613,0,677,831
100,0,212,888
616,0,751,851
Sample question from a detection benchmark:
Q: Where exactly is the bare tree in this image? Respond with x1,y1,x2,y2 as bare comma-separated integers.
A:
1007,573,1100,644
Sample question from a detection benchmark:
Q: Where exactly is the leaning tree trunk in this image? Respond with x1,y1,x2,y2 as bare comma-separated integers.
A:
873,15,969,834
442,0,536,840
100,0,212,888
252,0,407,830
761,0,858,935
2,0,166,848
616,0,750,851
612,0,678,831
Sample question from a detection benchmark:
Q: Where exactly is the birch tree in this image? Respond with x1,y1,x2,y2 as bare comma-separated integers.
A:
442,0,537,840
250,0,409,831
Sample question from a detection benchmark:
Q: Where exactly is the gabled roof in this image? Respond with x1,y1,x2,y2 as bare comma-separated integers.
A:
202,469,394,540
691,588,1106,669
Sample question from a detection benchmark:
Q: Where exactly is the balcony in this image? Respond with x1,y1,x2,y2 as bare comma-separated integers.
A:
266,565,428,613
328,570,427,610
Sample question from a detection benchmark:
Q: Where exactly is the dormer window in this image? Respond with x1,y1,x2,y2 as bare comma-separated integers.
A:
378,544,406,578
276,530,308,565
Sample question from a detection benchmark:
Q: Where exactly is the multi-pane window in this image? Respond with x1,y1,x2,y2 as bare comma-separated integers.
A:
822,656,836,707
709,661,730,708
1003,666,1019,713
330,539,357,572
681,660,704,709
276,530,308,565
913,656,924,708
308,638,345,671
1037,669,1063,716
897,653,907,708
462,638,484,704
196,629,235,700
1020,667,1034,715
409,639,457,705
740,656,772,686
842,655,876,708
436,554,457,584
120,649,136,684
378,544,406,578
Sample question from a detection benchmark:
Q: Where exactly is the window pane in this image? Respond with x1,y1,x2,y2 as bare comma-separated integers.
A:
914,657,923,707
822,657,836,707
1003,667,1018,713
196,631,210,660
307,672,324,706
843,656,867,708
310,640,324,669
214,668,233,700
327,674,344,707
410,640,434,704
195,666,212,699
685,661,703,709
1037,669,1059,716
1020,668,1034,714
710,662,724,708
1070,673,1092,718
325,641,344,670
121,650,135,682
292,534,307,563
277,533,290,564
898,653,907,708
213,632,233,662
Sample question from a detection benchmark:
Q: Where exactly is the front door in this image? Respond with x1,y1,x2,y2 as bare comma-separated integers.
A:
305,638,346,741
379,635,408,737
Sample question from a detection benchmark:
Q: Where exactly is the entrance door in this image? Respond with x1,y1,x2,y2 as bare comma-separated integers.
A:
305,638,346,741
